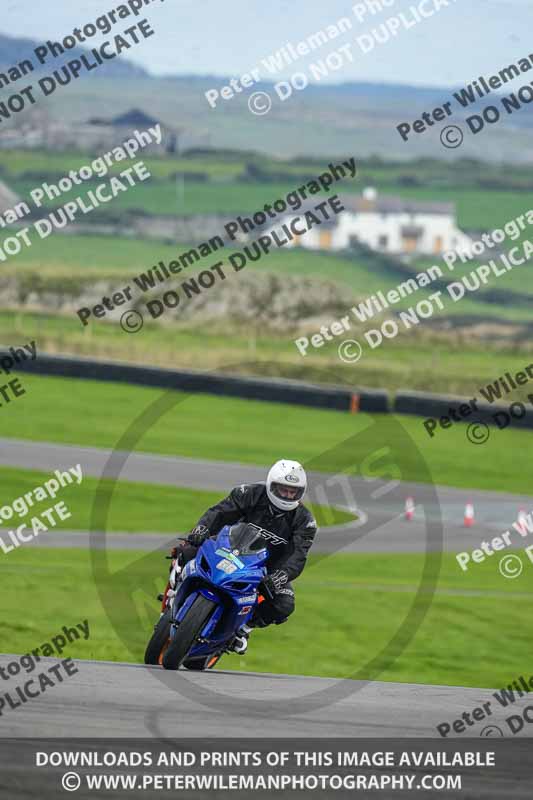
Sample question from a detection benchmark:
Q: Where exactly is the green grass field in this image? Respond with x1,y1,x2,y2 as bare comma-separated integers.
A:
1,373,532,495
2,143,532,692
2,546,531,687
4,230,533,326
4,146,531,229
0,466,354,533
0,150,245,181
375,185,532,232
2,307,533,400
11,177,530,230
4,148,529,188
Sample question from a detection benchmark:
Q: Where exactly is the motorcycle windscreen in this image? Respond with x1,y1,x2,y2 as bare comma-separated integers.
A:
227,522,268,556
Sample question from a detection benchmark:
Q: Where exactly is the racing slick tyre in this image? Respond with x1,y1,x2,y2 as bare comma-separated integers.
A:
162,595,216,670
144,608,172,665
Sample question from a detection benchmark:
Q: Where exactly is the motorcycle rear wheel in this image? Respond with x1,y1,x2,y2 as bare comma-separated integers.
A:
144,608,172,665
162,595,216,670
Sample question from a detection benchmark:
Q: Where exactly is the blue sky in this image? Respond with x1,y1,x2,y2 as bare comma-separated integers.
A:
4,0,531,87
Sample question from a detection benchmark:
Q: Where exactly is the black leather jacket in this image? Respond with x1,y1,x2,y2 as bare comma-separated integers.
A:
195,482,317,581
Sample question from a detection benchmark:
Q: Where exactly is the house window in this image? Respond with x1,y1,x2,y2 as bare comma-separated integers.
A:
319,230,332,249
378,235,388,250
401,225,423,254
434,235,444,253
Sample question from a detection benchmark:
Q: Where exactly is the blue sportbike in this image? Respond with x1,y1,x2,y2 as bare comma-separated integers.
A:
144,522,272,671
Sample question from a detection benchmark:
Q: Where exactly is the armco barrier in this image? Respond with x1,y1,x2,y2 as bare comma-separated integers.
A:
2,351,389,414
395,390,533,430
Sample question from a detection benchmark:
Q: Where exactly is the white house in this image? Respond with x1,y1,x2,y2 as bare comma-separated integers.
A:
273,187,473,258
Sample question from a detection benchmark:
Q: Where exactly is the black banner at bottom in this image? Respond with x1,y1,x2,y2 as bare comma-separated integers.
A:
0,738,531,799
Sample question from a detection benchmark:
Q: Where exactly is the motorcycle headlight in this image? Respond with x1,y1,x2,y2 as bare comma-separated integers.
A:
225,580,253,592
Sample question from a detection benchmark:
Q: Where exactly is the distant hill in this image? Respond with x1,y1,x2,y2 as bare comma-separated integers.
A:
0,32,148,80
1,31,532,162
36,73,529,163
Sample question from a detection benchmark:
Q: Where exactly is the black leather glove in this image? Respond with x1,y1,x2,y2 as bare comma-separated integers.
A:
187,525,210,547
263,569,289,596
167,538,188,560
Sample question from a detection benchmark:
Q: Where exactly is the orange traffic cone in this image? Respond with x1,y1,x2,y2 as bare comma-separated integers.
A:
464,502,474,527
405,496,415,521
517,508,527,534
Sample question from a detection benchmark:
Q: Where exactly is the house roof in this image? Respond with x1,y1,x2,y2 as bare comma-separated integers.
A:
339,193,455,216
111,108,161,126
88,109,161,128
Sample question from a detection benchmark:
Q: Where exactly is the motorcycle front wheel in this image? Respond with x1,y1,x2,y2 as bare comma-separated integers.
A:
162,595,216,670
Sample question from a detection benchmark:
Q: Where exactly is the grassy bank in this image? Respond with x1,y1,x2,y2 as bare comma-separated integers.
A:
5,232,533,322
0,466,354,533
2,310,533,398
1,547,531,688
1,373,532,494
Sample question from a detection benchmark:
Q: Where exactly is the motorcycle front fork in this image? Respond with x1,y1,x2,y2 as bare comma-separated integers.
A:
159,561,182,612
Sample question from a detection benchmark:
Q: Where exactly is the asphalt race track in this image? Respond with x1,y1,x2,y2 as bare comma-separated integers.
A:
1,437,532,740
1,437,531,553
1,656,531,739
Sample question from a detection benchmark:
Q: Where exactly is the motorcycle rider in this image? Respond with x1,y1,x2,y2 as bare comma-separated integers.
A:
170,459,317,655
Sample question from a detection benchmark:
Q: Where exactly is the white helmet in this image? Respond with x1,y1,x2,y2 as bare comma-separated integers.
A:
266,459,307,512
